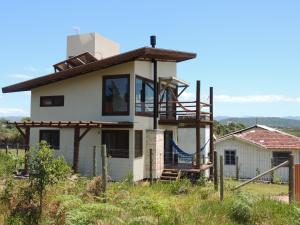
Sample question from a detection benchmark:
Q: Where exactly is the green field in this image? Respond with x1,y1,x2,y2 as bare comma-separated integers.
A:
282,128,300,137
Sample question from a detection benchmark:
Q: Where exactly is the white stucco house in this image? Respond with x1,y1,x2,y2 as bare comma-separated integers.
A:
2,32,214,181
215,125,300,182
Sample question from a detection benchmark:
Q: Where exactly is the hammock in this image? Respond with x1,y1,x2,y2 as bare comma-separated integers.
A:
170,139,210,163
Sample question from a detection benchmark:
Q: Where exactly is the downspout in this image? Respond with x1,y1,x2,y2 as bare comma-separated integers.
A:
151,35,158,129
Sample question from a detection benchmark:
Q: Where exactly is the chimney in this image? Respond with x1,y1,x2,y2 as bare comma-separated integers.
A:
67,32,120,60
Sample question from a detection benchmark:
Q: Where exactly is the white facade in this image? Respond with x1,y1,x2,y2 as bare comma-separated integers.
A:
215,137,300,182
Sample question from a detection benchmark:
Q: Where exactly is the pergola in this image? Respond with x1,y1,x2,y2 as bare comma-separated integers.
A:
8,120,133,173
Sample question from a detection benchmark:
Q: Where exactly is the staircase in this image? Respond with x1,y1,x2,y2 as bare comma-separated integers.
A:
160,169,181,182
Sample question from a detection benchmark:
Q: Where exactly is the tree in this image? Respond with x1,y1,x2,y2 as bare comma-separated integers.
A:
29,141,71,216
213,121,246,137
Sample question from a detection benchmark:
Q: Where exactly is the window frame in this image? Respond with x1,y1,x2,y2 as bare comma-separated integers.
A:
272,151,291,167
102,130,129,158
135,75,154,117
39,130,60,150
135,130,143,158
102,74,130,116
224,150,236,165
40,95,64,107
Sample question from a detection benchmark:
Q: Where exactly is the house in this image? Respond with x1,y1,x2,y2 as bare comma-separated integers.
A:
2,32,214,181
215,124,300,182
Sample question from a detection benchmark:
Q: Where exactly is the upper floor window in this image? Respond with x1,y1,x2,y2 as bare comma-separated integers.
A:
39,130,60,149
135,76,154,116
40,96,64,107
102,75,130,115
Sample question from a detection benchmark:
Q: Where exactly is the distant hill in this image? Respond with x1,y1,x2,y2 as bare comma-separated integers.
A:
219,117,300,128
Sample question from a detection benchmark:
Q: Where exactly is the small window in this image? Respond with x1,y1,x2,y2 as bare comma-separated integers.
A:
102,75,130,115
135,130,143,158
40,96,64,107
273,152,290,167
102,130,129,158
39,130,60,149
225,150,236,165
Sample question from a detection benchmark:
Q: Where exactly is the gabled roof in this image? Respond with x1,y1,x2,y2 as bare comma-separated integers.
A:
2,47,196,93
216,124,300,150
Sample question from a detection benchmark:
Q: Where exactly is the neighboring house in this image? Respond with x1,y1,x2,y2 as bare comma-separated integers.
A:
2,32,214,181
215,125,300,182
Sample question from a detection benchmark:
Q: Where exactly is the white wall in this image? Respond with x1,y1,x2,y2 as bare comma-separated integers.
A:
215,137,300,182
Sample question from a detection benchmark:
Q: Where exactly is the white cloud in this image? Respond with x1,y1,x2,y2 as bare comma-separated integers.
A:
215,95,300,103
0,108,29,116
10,74,34,80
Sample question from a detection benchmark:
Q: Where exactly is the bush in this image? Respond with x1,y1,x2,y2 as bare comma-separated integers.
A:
170,179,191,195
228,192,256,224
0,152,15,178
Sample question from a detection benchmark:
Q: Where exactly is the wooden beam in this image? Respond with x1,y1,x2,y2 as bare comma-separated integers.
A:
209,86,214,178
195,80,201,168
24,127,30,174
79,127,92,141
73,126,80,173
15,126,25,138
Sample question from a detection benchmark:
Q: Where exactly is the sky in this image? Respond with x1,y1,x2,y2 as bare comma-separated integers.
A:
0,0,299,118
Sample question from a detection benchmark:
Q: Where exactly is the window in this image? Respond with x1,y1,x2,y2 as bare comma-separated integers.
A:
135,76,154,116
135,130,143,158
273,152,290,167
102,130,129,158
40,96,64,107
39,130,60,149
102,75,130,115
225,150,236,165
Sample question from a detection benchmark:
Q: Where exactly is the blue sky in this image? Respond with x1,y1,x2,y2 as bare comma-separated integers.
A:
0,1,299,117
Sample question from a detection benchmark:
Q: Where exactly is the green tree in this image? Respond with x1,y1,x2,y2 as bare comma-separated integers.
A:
29,141,71,216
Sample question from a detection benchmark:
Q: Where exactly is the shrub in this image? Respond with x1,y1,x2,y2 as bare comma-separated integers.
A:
170,179,191,195
228,192,256,224
0,152,15,178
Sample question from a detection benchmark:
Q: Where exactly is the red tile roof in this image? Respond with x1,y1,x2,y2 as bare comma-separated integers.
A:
219,125,300,150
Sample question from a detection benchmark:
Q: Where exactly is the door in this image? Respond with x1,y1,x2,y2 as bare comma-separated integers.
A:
164,130,173,165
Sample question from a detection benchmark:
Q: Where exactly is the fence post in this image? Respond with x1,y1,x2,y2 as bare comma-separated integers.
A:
150,148,153,185
220,155,224,201
213,151,218,191
101,145,107,193
270,158,274,183
235,156,239,180
93,146,96,177
16,143,19,156
6,144,8,154
289,154,295,203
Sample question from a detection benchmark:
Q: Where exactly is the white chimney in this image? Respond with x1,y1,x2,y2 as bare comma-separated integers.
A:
67,32,120,60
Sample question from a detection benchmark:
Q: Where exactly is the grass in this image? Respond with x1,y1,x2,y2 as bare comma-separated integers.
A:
225,179,288,196
281,128,300,137
0,176,299,225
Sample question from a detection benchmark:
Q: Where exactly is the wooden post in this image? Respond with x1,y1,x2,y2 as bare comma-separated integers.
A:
214,151,218,191
235,156,239,180
101,145,107,193
16,143,19,156
93,146,96,177
270,158,274,183
150,148,153,185
209,87,214,178
220,155,224,201
289,154,295,203
195,80,201,168
24,127,30,174
5,143,8,154
73,126,80,173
